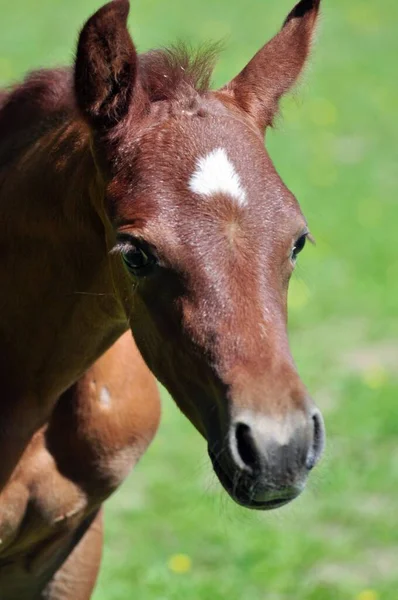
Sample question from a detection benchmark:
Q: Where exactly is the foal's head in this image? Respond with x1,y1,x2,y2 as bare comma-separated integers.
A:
75,0,325,509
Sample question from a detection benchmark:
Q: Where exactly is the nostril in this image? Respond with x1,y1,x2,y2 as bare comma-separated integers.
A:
234,422,260,472
306,410,325,470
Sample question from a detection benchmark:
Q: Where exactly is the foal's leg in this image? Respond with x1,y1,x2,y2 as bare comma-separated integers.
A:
41,509,103,600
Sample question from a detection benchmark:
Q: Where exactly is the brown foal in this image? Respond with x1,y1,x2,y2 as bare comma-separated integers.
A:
0,0,325,597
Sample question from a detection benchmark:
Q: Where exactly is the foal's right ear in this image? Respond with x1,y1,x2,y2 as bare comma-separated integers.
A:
74,0,145,132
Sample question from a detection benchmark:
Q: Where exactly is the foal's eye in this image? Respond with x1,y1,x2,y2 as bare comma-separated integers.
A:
117,237,157,276
291,234,307,262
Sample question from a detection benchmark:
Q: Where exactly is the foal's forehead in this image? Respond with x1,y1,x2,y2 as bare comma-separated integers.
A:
126,97,305,234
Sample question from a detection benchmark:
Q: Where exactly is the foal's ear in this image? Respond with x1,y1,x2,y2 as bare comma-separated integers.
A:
74,0,145,131
222,0,321,132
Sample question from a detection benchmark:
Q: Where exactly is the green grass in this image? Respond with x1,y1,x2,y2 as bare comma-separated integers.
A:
1,0,397,598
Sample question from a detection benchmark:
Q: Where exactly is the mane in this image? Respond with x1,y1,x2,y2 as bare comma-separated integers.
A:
139,42,221,103
0,69,76,168
0,43,220,167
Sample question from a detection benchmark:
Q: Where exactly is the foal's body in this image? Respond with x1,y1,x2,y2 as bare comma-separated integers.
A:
0,0,325,597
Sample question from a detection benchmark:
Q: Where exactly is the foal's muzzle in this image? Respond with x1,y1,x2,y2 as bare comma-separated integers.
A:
208,408,325,509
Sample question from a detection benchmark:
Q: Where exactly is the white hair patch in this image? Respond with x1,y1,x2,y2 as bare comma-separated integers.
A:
99,386,111,407
189,148,247,206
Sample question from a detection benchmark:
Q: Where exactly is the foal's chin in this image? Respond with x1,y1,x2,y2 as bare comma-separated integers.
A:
208,449,304,511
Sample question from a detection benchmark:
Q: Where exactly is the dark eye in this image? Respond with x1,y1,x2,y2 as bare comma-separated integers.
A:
291,234,307,262
118,238,157,276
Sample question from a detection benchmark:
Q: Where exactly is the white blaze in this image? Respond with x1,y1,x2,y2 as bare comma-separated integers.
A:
189,148,247,206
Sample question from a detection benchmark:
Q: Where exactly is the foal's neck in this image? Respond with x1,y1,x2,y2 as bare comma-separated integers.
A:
0,88,129,420
0,69,134,491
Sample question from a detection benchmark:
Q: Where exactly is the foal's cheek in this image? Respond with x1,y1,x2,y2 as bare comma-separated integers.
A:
128,286,222,439
128,299,179,382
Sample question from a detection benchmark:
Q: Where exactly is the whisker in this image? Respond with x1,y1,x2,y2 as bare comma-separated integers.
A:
72,291,116,297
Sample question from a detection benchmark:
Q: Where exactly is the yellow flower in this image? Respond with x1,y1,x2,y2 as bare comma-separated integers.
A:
363,365,388,390
356,589,379,600
168,554,192,574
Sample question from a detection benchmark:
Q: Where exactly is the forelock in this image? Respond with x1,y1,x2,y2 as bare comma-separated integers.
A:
139,42,221,103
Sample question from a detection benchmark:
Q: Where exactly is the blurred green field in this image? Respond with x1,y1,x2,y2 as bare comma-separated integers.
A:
1,0,397,598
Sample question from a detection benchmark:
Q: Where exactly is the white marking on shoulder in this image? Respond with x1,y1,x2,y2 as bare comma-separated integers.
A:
99,386,111,407
189,148,247,206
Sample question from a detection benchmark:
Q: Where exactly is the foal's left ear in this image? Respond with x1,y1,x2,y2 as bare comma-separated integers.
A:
221,0,321,132
74,0,146,132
